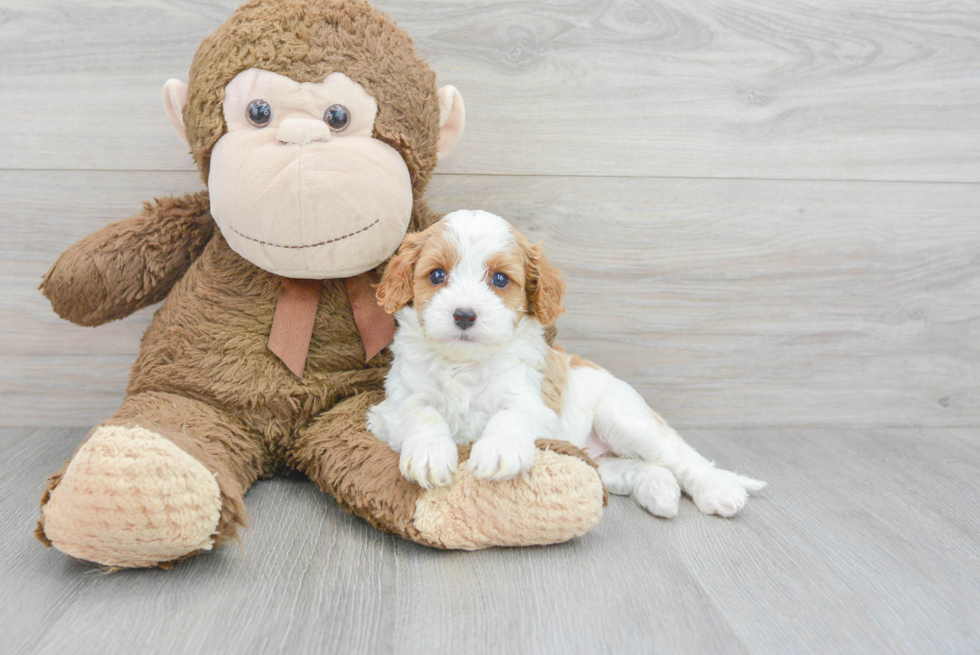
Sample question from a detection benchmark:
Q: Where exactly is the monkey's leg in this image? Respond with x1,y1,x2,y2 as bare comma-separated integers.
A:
36,391,264,568
288,392,606,550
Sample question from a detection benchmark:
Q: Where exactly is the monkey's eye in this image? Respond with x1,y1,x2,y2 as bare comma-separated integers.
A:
491,272,509,288
246,99,273,127
324,104,350,132
429,269,447,285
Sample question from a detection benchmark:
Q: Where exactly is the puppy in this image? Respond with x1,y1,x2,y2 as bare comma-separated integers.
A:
367,210,765,518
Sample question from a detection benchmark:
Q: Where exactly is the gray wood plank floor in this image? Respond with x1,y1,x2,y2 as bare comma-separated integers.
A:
3,427,978,654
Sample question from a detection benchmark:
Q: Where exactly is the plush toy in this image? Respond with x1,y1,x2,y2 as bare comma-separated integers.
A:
34,0,605,569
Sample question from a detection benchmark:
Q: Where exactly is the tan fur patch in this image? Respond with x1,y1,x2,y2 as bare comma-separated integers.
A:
410,221,459,318
570,353,601,370
511,227,566,326
486,247,528,313
541,347,570,415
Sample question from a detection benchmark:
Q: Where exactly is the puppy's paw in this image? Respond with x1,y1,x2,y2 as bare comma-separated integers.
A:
467,434,536,481
400,435,459,490
633,466,681,518
693,482,747,517
690,468,766,517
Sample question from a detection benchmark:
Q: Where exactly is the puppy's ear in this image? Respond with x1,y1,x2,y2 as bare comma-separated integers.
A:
377,233,425,314
526,242,566,326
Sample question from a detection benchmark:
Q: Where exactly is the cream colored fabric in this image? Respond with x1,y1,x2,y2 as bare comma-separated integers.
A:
209,69,413,279
413,449,605,550
162,79,190,146
436,85,465,160
42,425,223,568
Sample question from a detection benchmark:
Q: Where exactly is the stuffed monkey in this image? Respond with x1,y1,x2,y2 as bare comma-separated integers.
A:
35,0,605,568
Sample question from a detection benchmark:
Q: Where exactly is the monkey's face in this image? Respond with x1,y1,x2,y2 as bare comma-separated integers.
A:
206,68,414,279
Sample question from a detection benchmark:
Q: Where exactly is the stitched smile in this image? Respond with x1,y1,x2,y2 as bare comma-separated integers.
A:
230,218,380,249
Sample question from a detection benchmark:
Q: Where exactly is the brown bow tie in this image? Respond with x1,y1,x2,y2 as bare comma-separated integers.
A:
267,272,396,378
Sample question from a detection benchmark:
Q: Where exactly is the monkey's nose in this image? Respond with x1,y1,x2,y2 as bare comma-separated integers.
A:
276,118,333,145
453,308,477,330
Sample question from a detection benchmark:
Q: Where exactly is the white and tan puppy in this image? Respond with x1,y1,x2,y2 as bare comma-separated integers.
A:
368,210,765,518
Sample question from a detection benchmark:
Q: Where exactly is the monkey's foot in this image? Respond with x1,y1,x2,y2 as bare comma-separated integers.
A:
39,424,223,568
412,441,605,549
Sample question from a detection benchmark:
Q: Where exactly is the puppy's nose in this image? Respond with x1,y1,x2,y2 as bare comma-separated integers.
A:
453,308,477,330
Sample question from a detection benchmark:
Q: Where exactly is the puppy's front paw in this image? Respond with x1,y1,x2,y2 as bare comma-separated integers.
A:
690,469,766,518
400,435,459,490
467,434,536,481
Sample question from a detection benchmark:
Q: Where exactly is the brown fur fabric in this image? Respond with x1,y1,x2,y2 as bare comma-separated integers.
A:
41,192,214,326
185,0,441,205
35,0,603,566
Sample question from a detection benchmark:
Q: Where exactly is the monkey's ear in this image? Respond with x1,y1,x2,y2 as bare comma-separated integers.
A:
436,85,465,160
162,79,190,147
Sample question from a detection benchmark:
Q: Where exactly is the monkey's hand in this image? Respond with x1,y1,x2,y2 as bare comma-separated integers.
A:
41,191,214,326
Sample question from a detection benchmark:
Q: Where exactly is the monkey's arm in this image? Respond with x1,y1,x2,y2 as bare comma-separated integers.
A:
41,191,214,326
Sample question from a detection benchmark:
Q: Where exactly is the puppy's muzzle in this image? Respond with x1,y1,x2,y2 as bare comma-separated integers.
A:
453,307,477,331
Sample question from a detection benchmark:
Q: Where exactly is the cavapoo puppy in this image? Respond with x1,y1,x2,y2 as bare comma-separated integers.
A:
368,210,765,518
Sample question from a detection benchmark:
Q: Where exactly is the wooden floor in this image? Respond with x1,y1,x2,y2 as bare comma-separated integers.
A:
4,426,979,654
1,1,978,653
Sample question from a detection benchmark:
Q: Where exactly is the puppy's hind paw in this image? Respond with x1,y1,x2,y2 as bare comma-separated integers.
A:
633,466,681,518
693,483,747,517
400,435,459,490
689,468,766,517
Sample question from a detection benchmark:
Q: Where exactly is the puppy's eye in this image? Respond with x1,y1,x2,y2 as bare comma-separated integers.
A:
324,104,350,132
491,272,509,288
429,268,447,285
246,99,273,127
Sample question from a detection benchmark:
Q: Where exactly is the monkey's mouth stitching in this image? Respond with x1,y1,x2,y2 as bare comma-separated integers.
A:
230,218,380,249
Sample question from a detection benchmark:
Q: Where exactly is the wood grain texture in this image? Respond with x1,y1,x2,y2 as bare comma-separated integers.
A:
2,2,978,653
2,427,978,654
0,0,978,181
2,170,976,428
